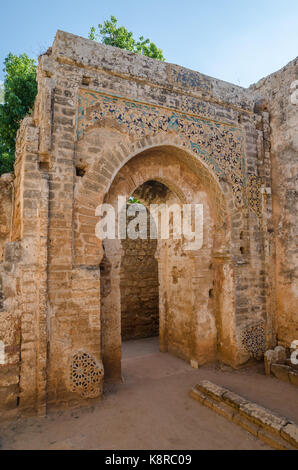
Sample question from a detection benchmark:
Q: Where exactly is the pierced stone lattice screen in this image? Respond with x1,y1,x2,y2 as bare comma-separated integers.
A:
240,321,266,358
70,351,104,398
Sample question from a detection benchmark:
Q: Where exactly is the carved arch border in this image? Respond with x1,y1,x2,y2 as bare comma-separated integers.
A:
73,132,240,267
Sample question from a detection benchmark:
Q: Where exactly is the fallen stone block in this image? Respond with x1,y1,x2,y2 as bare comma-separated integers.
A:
257,429,292,451
190,359,199,369
212,400,234,421
196,380,227,402
271,364,291,383
190,380,297,450
239,402,289,436
289,371,298,387
233,414,259,437
286,359,298,371
222,390,248,410
189,387,205,404
274,346,287,364
281,423,298,449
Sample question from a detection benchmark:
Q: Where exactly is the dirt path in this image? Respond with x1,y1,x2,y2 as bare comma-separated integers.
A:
0,337,297,450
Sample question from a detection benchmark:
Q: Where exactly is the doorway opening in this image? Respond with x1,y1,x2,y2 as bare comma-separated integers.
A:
120,199,159,343
99,146,231,383
120,181,176,373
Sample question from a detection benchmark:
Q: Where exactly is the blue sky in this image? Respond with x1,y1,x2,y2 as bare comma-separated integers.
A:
0,0,297,87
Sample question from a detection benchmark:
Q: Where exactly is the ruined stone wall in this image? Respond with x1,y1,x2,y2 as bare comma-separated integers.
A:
0,115,50,420
0,173,13,262
64,28,270,359
0,174,14,374
1,29,294,419
0,158,19,421
250,58,298,348
0,172,20,420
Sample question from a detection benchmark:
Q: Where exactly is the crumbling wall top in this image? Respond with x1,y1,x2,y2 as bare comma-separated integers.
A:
49,30,256,111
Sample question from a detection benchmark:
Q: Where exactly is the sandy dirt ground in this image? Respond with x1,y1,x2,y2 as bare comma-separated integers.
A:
0,337,297,450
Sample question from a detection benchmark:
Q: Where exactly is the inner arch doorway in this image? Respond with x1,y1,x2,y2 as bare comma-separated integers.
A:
99,145,235,382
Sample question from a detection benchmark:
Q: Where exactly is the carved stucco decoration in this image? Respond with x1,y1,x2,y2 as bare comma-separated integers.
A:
240,320,266,358
70,351,104,398
76,89,248,209
247,175,262,219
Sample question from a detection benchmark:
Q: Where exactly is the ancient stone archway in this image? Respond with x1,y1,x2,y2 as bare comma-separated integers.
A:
1,31,284,419
90,145,236,381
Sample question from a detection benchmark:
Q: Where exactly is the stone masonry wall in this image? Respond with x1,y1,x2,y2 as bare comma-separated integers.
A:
120,222,159,340
120,209,159,341
250,58,298,348
0,173,13,262
0,30,296,419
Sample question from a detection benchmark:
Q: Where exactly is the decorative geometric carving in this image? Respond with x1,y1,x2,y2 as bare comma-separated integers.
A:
70,351,104,398
76,89,246,208
247,175,262,218
168,65,211,93
240,321,266,358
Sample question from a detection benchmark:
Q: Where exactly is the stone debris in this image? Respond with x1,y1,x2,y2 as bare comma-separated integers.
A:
190,380,298,450
265,345,298,387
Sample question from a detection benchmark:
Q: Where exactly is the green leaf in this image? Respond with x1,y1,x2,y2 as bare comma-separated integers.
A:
0,53,37,176
88,15,165,61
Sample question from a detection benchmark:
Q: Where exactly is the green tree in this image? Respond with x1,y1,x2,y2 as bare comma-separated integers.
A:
0,82,4,105
89,16,165,61
0,53,37,175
